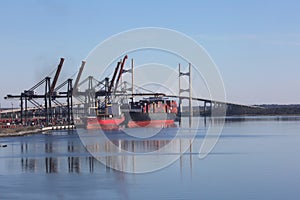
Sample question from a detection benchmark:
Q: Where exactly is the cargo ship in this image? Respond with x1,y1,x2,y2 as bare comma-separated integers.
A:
122,97,178,128
83,55,178,130
84,97,178,129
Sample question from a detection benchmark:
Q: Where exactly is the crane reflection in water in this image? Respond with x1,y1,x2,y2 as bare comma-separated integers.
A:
16,130,195,175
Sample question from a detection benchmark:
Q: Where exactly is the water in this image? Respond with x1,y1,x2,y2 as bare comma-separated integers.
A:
0,117,300,200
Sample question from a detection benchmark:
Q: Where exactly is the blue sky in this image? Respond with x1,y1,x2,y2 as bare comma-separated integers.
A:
0,0,299,107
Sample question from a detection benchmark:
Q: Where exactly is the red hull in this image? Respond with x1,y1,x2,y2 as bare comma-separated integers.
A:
86,116,125,130
85,117,175,129
127,119,175,128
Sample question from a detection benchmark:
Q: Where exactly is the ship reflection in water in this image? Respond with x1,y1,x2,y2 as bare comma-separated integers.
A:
79,127,197,173
12,129,196,174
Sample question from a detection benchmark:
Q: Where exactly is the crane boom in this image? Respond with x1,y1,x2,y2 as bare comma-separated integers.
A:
114,55,128,93
50,58,64,94
73,61,86,93
108,61,121,93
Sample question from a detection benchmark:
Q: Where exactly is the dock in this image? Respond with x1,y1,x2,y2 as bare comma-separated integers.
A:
42,125,75,131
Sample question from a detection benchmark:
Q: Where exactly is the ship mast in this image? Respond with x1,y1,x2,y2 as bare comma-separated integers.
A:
131,58,134,102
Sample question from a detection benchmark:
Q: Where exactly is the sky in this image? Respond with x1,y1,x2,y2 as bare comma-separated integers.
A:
0,0,299,107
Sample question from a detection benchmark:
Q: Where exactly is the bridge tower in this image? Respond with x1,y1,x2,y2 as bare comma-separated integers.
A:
178,63,192,127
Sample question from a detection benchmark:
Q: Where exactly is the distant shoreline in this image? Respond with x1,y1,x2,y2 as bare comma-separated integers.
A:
180,104,300,116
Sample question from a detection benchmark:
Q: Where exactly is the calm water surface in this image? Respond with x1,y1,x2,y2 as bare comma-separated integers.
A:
0,116,300,200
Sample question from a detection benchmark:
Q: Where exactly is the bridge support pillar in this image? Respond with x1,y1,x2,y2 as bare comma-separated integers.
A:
178,63,192,128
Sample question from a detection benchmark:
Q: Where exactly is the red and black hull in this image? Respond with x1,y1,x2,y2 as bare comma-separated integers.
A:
123,112,177,128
